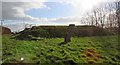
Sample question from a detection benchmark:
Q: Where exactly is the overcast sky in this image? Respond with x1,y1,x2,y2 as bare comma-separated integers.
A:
1,0,117,32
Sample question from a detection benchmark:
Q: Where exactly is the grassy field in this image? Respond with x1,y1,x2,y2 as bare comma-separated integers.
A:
2,35,120,65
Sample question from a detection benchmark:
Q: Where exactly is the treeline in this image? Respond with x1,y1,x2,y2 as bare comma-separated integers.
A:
15,25,116,40
81,1,120,32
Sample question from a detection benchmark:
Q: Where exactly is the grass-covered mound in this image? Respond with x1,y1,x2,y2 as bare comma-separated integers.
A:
14,25,115,40
15,27,50,40
2,35,120,65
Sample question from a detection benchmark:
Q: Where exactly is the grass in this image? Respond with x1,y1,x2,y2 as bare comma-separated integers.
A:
2,35,120,64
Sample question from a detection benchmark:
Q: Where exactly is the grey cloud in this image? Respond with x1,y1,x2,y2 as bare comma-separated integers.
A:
2,2,45,20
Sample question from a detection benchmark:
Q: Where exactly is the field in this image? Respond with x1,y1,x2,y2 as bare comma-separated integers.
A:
2,35,120,65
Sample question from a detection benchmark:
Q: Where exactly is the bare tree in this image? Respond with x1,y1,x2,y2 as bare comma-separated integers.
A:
89,3,107,28
105,2,117,28
93,10,99,27
81,11,97,26
81,1,118,29
116,1,120,34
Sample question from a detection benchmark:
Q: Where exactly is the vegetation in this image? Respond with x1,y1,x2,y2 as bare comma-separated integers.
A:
2,35,120,65
15,27,50,40
1,1,120,65
15,25,115,40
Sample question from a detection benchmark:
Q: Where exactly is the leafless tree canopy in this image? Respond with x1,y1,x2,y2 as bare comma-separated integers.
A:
81,1,120,29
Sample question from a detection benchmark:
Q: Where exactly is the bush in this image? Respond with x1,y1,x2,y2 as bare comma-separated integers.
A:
93,27,113,36
30,28,50,37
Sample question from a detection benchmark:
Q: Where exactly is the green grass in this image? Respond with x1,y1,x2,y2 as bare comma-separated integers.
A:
2,35,120,64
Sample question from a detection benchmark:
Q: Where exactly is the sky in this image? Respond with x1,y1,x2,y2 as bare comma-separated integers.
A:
0,0,117,32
